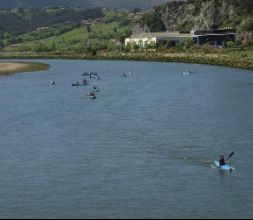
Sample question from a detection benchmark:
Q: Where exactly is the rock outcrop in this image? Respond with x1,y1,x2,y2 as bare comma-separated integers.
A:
135,0,253,45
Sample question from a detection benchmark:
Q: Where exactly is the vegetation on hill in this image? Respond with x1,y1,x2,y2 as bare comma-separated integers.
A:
1,8,133,54
0,7,104,37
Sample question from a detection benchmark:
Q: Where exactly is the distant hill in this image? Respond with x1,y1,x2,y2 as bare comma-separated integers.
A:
0,0,179,10
0,0,92,9
90,0,179,11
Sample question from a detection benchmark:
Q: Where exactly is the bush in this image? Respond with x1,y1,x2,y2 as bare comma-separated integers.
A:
202,44,214,53
133,44,140,51
0,40,4,48
91,48,97,56
226,41,235,49
123,45,131,52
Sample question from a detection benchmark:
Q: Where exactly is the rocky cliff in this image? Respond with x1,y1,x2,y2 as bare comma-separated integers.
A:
136,0,253,44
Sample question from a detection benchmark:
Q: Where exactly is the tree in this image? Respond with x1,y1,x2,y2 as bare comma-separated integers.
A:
91,47,97,56
50,42,57,51
132,8,141,13
226,41,235,51
119,35,126,46
141,11,166,32
17,8,25,14
86,25,91,33
0,40,4,49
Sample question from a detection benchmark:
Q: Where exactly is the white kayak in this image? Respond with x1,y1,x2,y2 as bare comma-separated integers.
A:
214,161,235,171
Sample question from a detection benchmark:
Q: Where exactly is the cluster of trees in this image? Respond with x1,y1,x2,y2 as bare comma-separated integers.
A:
230,0,253,14
140,10,166,32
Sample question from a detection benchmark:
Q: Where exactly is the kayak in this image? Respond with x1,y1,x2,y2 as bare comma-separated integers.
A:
214,161,235,171
92,88,100,92
85,94,96,99
72,83,79,86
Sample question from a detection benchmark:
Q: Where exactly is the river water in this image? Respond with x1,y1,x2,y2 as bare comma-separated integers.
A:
0,60,253,219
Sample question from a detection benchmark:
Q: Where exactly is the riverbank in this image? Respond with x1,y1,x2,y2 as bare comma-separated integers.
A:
0,50,253,71
0,61,50,75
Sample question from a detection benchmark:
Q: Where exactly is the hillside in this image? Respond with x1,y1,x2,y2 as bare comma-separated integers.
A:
0,0,178,10
90,0,178,11
0,7,104,37
137,0,253,44
1,9,133,54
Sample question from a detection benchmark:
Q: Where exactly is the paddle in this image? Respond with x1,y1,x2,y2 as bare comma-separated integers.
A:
226,152,234,162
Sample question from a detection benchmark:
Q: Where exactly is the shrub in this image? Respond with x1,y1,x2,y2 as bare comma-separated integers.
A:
133,44,140,51
226,41,235,49
202,44,214,53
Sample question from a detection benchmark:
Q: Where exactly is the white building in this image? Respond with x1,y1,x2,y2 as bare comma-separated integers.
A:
125,36,157,48
125,32,193,48
125,29,237,48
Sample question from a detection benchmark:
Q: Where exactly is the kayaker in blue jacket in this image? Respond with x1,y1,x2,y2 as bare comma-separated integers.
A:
219,155,226,166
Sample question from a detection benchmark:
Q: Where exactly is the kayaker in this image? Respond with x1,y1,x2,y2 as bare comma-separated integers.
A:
219,155,226,166
89,91,95,96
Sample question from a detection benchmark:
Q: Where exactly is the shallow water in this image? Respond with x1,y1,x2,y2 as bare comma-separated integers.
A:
0,60,253,219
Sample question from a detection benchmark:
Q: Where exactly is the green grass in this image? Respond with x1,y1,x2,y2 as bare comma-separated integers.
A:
5,20,131,52
0,49,253,71
46,27,88,44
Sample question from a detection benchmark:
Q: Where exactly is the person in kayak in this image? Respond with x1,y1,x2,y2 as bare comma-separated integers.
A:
89,91,95,96
219,155,226,166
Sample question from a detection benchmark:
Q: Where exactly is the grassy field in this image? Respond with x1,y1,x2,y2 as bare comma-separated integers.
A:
5,22,130,52
4,8,132,52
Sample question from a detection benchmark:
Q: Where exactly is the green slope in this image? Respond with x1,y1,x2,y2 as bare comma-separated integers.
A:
4,9,133,52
